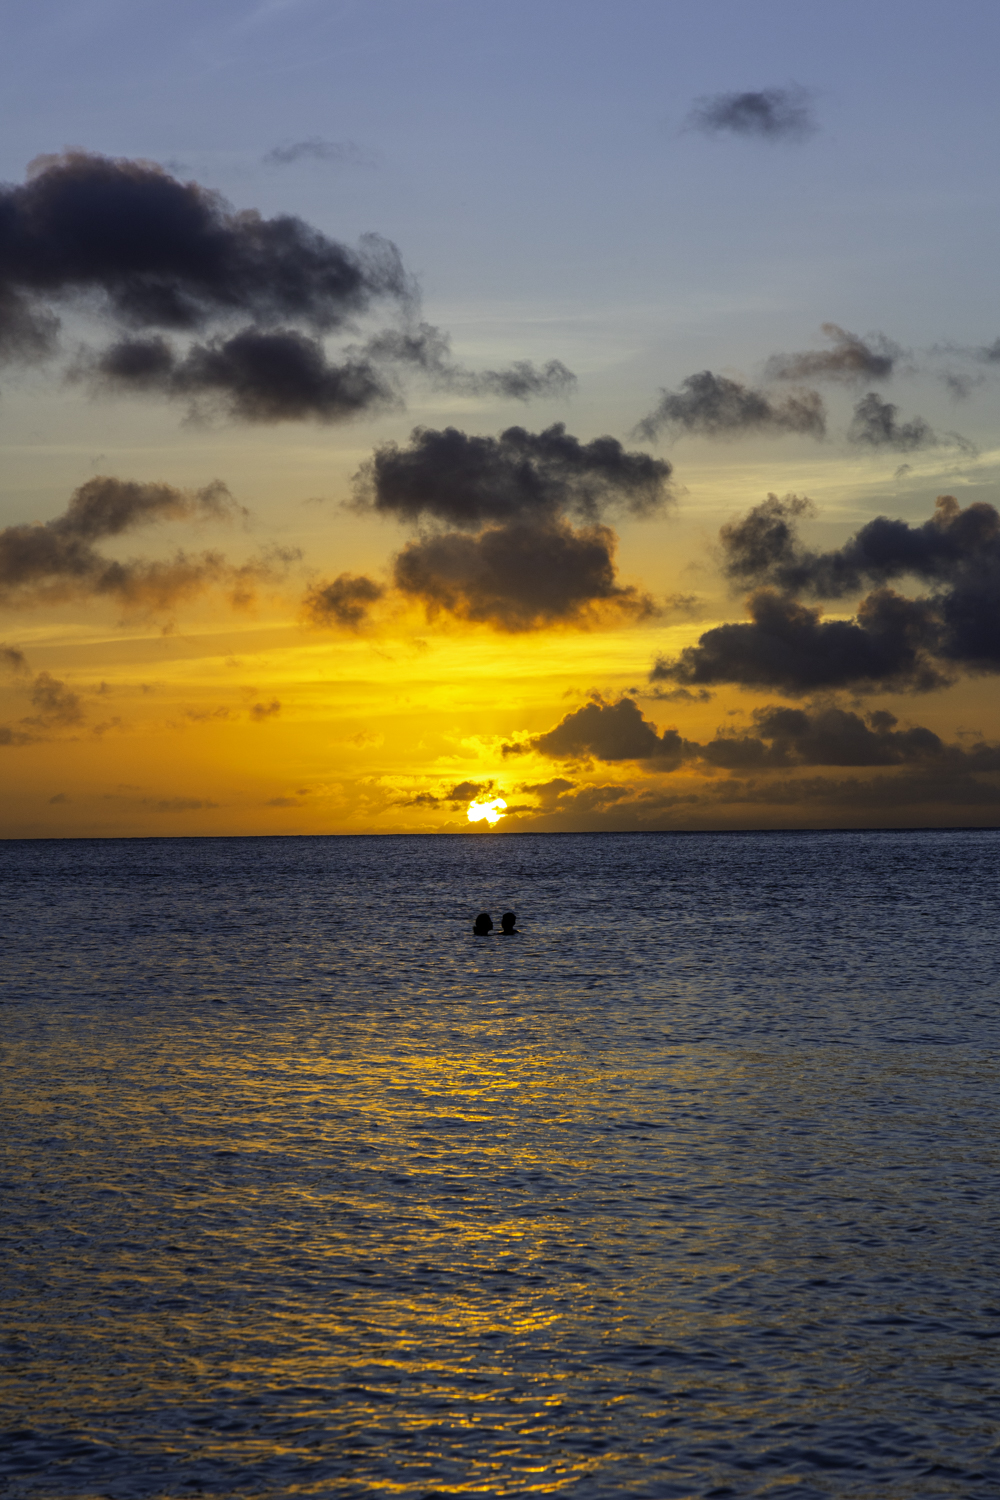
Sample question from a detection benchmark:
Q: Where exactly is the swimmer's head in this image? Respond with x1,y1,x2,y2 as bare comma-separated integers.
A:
500,911,517,934
473,911,493,935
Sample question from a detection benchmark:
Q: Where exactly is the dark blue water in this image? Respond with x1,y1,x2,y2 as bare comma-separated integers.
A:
2,830,999,1498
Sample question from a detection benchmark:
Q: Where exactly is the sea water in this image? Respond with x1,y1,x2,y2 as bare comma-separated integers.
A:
2,829,999,1498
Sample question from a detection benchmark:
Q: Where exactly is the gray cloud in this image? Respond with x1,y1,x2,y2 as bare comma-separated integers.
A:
516,777,576,798
394,518,656,631
719,492,816,591
765,324,899,384
350,422,671,631
249,700,280,721
718,492,1000,677
651,587,947,696
23,671,83,726
304,572,385,629
392,778,497,810
633,371,825,442
686,86,816,141
1,643,29,673
699,704,949,771
362,322,576,401
0,474,295,610
0,152,573,425
89,329,396,424
263,138,376,168
504,697,963,772
848,392,973,453
507,767,1000,830
357,422,671,529
0,150,409,348
503,696,691,763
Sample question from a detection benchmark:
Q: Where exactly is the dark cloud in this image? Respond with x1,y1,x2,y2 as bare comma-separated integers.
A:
765,324,898,384
633,371,825,442
719,493,816,590
718,493,1000,676
392,778,496,810
503,697,691,763
394,790,443,809
686,86,816,141
507,696,962,773
713,768,1000,814
0,153,573,424
517,777,576,798
1,643,29,673
353,423,670,630
446,780,494,802
303,572,384,629
722,492,993,599
662,593,705,618
0,150,409,347
357,423,671,528
249,700,280,721
700,704,947,770
498,698,1000,830
90,329,395,423
263,139,376,168
362,322,576,401
506,765,1000,830
0,474,294,610
88,318,574,426
394,517,656,631
639,684,714,703
941,371,980,400
848,392,973,453
652,587,946,696
0,724,38,747
24,670,83,726
0,287,58,363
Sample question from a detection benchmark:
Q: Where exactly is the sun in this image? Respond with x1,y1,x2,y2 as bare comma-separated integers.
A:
467,797,508,826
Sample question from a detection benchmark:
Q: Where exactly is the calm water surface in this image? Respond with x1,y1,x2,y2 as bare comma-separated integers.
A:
2,830,999,1498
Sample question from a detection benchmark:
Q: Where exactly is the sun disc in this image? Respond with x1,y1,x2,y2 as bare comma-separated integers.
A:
467,797,507,826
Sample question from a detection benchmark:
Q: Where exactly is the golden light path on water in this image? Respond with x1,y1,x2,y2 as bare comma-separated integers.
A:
4,832,1000,1497
467,797,508,826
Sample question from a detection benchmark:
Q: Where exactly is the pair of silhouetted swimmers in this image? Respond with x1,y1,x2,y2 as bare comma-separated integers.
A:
473,911,517,936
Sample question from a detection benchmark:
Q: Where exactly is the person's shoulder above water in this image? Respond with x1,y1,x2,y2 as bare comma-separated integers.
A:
500,911,518,935
473,912,493,935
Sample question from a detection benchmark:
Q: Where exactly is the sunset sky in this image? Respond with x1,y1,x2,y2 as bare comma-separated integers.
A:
4,0,1000,836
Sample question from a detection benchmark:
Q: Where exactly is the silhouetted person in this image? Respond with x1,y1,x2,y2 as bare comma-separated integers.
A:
473,912,493,935
500,911,518,935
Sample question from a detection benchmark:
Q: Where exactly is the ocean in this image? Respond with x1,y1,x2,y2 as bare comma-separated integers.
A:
2,829,999,1498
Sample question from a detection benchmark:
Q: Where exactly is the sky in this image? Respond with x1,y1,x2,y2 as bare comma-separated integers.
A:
3,0,1000,837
